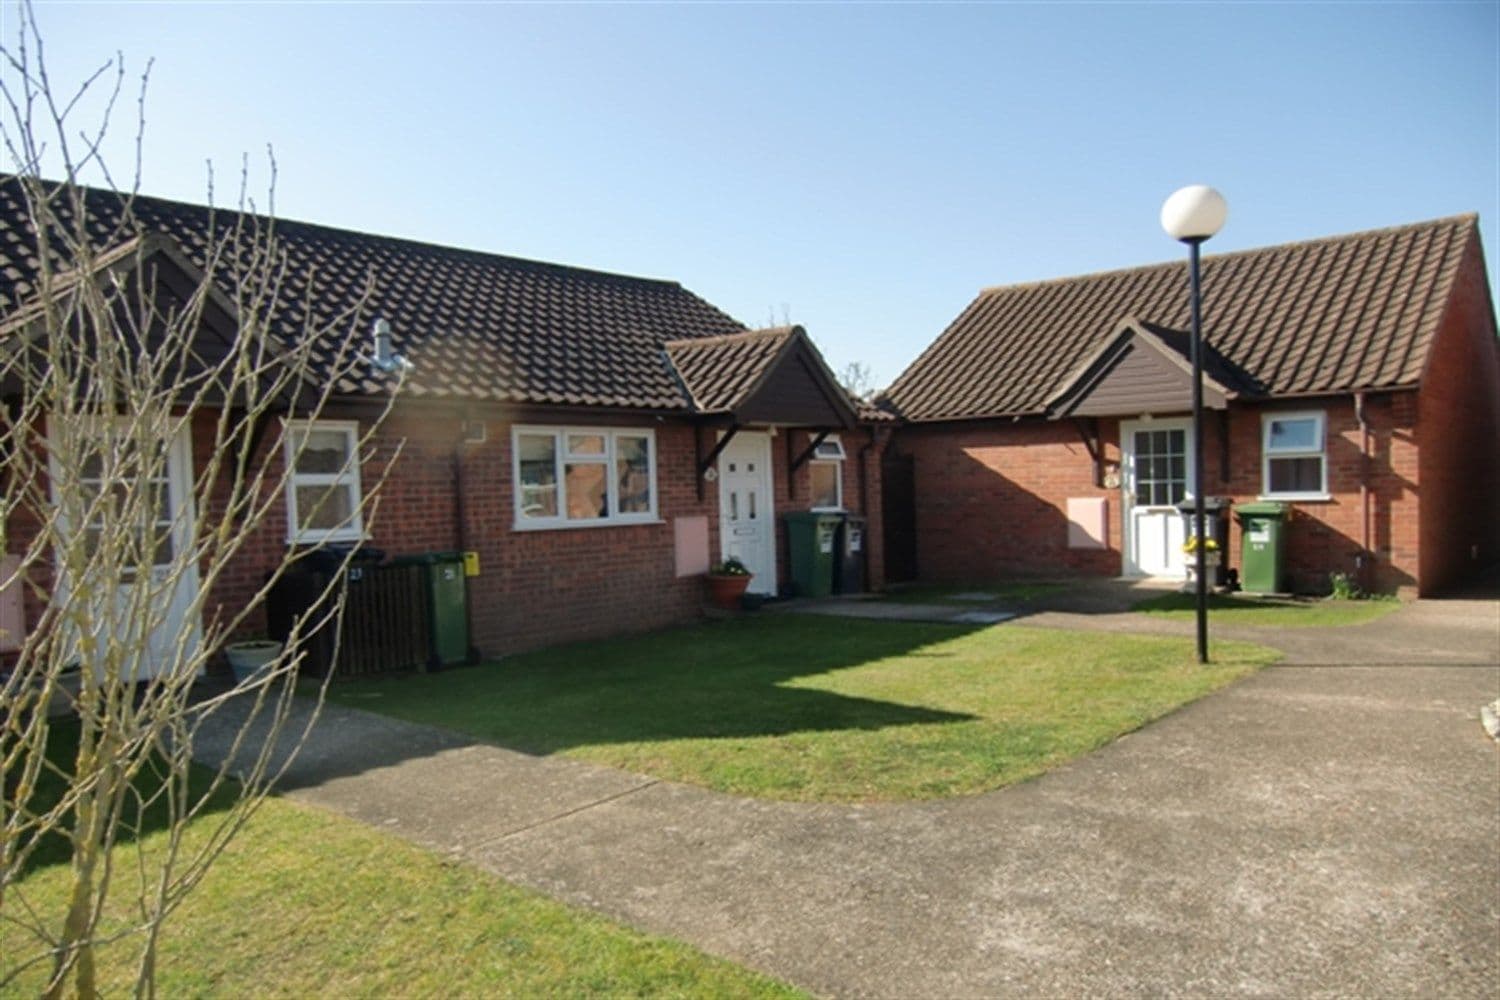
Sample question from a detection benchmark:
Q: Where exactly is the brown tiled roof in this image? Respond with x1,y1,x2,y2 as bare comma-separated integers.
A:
666,326,795,413
0,176,746,408
882,215,1482,421
665,325,860,428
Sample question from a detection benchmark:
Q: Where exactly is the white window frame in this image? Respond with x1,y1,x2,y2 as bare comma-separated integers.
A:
284,419,366,544
511,425,659,530
1260,410,1330,501
809,434,846,512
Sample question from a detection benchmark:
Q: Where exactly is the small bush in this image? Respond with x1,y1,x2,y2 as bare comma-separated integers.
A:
1328,572,1363,600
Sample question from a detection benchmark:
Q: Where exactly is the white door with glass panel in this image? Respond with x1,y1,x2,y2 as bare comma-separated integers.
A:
718,432,776,595
1122,419,1192,578
49,418,203,681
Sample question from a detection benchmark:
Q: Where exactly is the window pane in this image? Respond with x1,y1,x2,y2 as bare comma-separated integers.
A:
1269,456,1323,494
148,526,174,565
296,484,355,531
810,462,840,509
567,433,606,455
517,434,558,518
615,435,652,514
1268,417,1319,453
296,429,352,474
564,463,608,520
80,450,105,479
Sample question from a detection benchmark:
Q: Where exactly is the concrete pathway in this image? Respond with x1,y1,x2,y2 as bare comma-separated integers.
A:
194,592,1500,998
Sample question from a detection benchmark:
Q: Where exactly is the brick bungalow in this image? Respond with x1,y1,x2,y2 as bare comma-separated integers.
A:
880,215,1500,596
0,177,888,666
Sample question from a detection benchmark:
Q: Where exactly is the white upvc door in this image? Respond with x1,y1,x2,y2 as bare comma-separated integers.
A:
1121,418,1192,578
49,416,204,681
717,431,777,595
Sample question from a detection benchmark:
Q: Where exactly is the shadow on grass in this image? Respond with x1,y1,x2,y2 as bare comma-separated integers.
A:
1135,592,1312,614
5,717,238,875
328,616,983,754
879,581,1070,606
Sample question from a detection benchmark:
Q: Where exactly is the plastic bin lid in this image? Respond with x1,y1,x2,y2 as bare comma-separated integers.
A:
784,511,844,523
1234,501,1290,517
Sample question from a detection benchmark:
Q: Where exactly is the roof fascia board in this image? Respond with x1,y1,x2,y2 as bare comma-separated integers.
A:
1044,317,1239,419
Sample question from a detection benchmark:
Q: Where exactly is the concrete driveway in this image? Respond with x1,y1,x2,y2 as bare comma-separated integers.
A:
196,592,1499,997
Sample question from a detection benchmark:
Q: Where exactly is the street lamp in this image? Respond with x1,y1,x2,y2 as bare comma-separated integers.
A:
1160,184,1227,664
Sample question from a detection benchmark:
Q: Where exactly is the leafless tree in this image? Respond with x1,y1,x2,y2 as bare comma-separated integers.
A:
0,4,404,995
837,360,876,403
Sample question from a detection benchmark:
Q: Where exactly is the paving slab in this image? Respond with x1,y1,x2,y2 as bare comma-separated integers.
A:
192,592,1500,997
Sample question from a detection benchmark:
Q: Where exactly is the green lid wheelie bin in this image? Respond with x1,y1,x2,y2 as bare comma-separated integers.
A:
389,551,471,667
784,512,841,597
1235,502,1289,594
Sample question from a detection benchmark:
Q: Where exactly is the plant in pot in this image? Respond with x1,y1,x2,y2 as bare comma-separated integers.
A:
223,637,285,684
1181,535,1223,590
706,558,754,610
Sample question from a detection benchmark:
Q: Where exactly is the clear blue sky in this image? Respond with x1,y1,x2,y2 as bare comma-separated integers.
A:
9,1,1498,389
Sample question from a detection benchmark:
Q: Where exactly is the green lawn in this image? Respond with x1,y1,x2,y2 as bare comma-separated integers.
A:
328,616,1279,802
1133,591,1401,627
2,722,799,998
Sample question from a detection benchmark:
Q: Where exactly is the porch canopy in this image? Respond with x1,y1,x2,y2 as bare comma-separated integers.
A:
1044,317,1257,419
665,325,859,493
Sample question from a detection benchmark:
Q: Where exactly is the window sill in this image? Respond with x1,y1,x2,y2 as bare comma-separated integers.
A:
285,531,369,546
511,517,664,533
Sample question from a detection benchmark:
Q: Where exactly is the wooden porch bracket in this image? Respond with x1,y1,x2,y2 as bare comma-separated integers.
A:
695,422,740,501
786,429,831,499
234,406,281,493
1072,418,1104,488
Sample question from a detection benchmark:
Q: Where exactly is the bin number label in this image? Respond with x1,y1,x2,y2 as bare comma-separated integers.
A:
1248,523,1271,543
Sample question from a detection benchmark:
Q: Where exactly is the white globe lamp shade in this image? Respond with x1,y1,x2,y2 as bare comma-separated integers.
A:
1161,185,1228,242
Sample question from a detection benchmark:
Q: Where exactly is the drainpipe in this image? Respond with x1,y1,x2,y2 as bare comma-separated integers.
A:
858,429,874,517
1355,391,1372,591
453,423,477,660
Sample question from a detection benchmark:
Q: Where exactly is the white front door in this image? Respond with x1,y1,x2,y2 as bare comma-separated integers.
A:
1122,419,1192,578
50,417,204,681
718,431,776,595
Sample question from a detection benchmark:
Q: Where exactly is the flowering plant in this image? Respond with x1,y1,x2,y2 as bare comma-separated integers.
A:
710,557,752,577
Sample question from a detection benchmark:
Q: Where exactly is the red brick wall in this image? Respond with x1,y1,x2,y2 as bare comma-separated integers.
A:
893,396,1423,595
1221,396,1419,595
196,405,466,641
464,419,713,655
894,419,1123,583
5,404,892,661
1416,238,1500,595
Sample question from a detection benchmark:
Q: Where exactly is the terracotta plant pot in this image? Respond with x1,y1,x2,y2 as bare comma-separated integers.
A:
706,573,752,610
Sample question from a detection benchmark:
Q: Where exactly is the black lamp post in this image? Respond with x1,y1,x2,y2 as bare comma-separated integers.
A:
1160,185,1227,664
